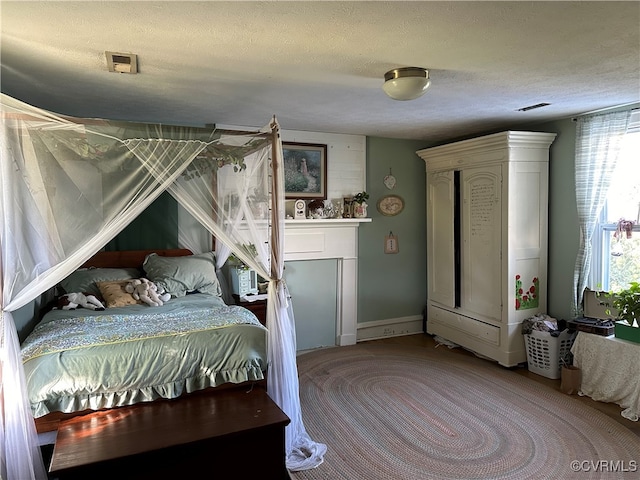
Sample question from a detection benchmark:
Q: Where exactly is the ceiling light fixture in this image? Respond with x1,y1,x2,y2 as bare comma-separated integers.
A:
383,67,430,101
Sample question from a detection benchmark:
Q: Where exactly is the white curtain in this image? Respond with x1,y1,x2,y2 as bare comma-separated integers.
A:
266,127,327,470
177,202,213,255
572,110,631,315
0,94,324,478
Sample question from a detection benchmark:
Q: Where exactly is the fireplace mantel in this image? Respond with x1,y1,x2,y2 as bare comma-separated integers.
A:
284,218,371,345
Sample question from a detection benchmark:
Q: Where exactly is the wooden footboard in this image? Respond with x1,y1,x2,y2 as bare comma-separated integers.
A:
35,380,267,434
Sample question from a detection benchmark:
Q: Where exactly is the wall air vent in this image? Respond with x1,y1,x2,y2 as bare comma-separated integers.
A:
517,103,550,112
106,51,138,74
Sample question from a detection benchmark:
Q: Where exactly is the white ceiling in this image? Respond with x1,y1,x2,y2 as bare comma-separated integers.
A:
1,1,639,143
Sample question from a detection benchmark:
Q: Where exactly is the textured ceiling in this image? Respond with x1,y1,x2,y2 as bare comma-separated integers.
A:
1,1,639,143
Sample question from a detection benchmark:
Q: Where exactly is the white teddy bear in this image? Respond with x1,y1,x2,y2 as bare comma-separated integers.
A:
57,292,105,310
125,278,170,307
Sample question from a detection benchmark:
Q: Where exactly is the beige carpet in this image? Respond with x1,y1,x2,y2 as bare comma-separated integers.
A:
291,342,640,479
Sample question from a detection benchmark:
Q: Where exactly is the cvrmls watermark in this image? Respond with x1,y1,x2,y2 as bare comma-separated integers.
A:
570,460,638,473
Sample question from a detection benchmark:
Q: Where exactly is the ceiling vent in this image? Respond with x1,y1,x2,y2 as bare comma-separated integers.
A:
517,103,550,112
106,52,138,74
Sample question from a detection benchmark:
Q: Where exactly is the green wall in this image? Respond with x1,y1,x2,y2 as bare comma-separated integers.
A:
105,191,179,251
522,118,579,320
358,137,430,323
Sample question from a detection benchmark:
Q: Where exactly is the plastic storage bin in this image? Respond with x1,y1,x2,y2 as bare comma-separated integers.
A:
524,329,577,379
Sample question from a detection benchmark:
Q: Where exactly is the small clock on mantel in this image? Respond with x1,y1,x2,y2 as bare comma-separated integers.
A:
377,194,405,216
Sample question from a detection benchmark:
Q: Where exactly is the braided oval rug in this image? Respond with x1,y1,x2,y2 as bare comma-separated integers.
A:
291,342,640,480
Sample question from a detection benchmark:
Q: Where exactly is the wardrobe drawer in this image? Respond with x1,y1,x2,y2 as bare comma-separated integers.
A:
429,304,500,345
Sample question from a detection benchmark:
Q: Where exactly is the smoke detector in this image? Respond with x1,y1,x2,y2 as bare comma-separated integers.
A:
106,51,138,74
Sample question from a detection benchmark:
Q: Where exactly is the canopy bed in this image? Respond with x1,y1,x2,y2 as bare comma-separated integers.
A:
0,93,325,479
22,248,268,433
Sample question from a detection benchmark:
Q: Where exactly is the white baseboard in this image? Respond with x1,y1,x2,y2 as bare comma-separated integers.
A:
356,315,424,342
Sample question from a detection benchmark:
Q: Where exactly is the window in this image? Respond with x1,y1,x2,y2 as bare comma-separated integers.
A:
589,111,640,292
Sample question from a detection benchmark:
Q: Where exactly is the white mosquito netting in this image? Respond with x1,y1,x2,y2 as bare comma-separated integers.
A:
0,93,325,479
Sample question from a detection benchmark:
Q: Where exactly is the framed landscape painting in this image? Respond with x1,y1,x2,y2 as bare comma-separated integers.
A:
282,142,327,199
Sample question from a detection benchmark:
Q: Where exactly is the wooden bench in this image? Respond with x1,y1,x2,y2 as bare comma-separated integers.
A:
49,385,290,479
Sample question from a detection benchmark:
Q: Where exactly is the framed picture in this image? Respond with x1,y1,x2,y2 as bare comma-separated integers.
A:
282,142,327,199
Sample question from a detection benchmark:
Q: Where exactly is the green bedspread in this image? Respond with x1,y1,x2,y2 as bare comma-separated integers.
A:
21,293,268,417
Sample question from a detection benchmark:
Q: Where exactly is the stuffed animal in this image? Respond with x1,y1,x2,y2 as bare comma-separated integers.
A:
125,278,169,307
56,292,105,311
155,283,171,303
142,278,171,305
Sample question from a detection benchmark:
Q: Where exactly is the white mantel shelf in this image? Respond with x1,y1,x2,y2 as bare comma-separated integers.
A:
283,218,370,346
285,218,372,227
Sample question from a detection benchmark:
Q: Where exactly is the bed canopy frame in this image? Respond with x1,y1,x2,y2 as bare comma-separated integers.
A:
0,93,325,479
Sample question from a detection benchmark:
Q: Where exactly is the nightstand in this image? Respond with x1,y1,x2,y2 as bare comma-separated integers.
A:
233,294,267,326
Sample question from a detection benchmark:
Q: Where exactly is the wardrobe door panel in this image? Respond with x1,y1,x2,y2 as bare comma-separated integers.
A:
461,165,502,320
427,171,455,308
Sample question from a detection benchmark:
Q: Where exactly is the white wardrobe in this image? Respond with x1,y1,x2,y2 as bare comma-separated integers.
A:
417,131,556,367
